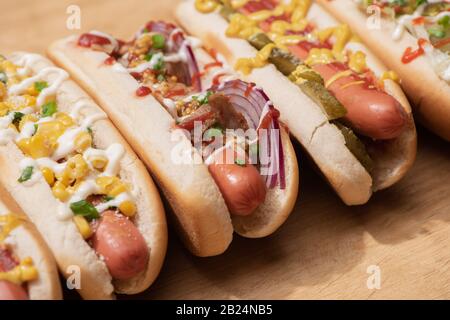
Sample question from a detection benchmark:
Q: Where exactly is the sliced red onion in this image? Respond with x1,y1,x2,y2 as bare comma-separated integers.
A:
212,79,285,189
145,21,202,92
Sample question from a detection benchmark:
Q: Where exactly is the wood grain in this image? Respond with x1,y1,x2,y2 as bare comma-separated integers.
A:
1,0,449,300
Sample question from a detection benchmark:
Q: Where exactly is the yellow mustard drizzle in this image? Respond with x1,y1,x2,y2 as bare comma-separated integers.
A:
305,48,335,66
0,213,38,285
348,51,367,74
0,257,38,285
195,0,220,13
226,14,262,39
235,43,276,75
315,24,352,62
380,70,400,83
325,70,353,88
340,80,366,90
0,214,22,242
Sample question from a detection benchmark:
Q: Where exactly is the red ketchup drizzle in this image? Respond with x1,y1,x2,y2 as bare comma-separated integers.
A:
136,86,152,97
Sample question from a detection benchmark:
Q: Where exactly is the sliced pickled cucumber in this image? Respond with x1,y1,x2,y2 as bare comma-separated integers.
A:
424,3,450,17
298,81,347,121
334,122,373,173
219,4,235,21
249,34,300,75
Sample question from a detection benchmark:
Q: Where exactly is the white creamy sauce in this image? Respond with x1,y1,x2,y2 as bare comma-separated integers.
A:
8,67,69,107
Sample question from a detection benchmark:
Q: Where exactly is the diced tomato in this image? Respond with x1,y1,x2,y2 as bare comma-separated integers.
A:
166,88,187,98
78,33,111,48
0,247,18,272
176,110,216,131
136,86,152,97
241,0,278,14
104,56,115,65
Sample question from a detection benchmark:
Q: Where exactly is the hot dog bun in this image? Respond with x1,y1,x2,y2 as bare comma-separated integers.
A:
316,0,450,141
48,29,299,254
0,53,167,299
0,185,62,300
176,0,416,205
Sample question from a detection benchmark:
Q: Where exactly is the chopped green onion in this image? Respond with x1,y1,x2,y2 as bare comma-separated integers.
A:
33,124,38,135
152,34,165,49
438,15,450,28
70,200,99,221
41,101,57,117
144,53,153,61
34,81,48,93
103,195,115,202
152,57,165,71
12,112,24,126
18,166,34,183
204,127,223,141
428,27,445,38
198,91,213,105
157,74,166,82
0,71,7,84
235,158,246,167
249,143,259,159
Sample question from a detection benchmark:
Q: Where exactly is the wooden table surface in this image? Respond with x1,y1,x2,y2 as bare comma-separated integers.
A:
1,0,450,300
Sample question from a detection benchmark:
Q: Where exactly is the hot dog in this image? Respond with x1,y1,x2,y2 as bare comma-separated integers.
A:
0,190,62,300
175,0,417,205
316,0,450,141
48,20,299,256
0,53,167,299
291,45,407,140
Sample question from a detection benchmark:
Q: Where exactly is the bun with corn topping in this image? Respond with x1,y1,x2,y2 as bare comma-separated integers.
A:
0,185,62,300
174,0,417,205
0,53,167,299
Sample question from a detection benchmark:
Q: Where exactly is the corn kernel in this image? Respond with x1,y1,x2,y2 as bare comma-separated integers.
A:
1,60,17,74
0,102,9,116
36,121,66,146
7,124,18,133
119,201,136,217
109,183,128,197
19,257,38,282
56,155,89,185
26,85,39,96
17,135,54,159
54,112,75,128
96,176,117,194
52,181,70,201
0,82,6,101
22,95,37,108
74,131,92,153
73,215,93,239
41,167,55,186
18,114,38,131
89,155,108,170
